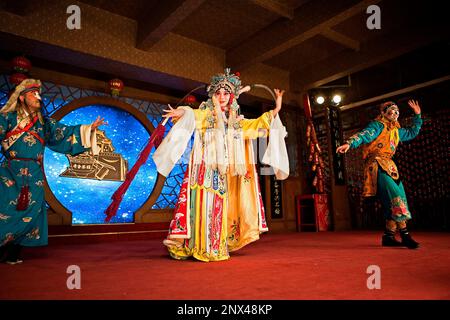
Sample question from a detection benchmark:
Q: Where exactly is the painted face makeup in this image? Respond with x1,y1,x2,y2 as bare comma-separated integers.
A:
214,88,231,111
26,90,42,110
384,105,400,122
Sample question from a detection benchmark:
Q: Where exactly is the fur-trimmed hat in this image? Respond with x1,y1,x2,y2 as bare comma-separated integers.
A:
1,78,42,114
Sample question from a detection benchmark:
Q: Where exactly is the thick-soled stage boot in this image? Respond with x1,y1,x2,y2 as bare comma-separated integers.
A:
0,244,9,262
399,228,419,249
382,229,402,247
6,244,23,265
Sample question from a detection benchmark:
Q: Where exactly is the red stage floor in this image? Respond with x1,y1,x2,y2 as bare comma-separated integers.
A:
1,231,449,300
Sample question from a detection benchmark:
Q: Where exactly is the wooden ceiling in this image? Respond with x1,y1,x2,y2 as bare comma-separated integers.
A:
76,0,450,92
2,0,449,105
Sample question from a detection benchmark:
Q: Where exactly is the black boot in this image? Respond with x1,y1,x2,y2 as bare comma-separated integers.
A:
399,228,419,249
0,244,9,262
382,229,402,247
6,244,23,265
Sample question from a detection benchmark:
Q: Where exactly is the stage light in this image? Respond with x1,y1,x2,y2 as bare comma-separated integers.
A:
332,94,342,104
316,96,325,105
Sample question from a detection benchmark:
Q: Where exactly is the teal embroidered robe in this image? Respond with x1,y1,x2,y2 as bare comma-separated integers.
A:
347,114,422,221
0,111,87,247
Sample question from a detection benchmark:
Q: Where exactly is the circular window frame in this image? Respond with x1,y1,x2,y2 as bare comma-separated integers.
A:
44,96,166,225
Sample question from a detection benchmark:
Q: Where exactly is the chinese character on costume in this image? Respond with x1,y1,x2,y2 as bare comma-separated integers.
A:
0,79,105,264
337,100,422,249
153,69,289,262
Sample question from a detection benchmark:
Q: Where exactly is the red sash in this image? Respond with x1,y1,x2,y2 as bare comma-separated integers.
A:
4,115,45,145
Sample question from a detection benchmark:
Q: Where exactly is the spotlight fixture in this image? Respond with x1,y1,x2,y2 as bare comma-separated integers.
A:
316,96,325,105
332,94,342,104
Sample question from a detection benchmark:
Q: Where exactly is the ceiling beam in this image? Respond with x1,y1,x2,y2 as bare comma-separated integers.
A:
340,75,450,112
321,28,360,51
226,0,379,71
0,31,280,108
290,22,450,92
0,31,202,97
250,0,294,20
136,0,206,51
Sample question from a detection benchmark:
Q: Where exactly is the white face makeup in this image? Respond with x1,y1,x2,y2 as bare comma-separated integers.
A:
33,91,42,101
214,88,231,110
383,105,400,122
22,90,42,110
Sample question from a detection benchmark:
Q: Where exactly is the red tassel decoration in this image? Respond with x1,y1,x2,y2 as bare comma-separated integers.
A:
228,93,234,106
104,123,166,222
16,185,29,211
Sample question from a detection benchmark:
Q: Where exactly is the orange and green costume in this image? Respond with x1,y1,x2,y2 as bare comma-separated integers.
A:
346,114,422,222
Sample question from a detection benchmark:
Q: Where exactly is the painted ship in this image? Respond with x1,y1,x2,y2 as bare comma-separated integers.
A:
60,130,128,182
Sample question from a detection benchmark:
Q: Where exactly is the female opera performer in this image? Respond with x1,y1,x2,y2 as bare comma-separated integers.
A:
153,69,289,262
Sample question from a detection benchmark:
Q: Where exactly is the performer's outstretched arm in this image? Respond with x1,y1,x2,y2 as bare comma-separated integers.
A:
399,100,422,142
336,121,383,153
45,115,106,155
241,88,285,139
162,104,185,120
162,104,208,129
271,89,285,117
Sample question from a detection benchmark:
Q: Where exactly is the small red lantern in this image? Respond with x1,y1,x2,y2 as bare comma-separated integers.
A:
9,72,28,86
184,95,196,105
109,78,124,97
11,56,32,73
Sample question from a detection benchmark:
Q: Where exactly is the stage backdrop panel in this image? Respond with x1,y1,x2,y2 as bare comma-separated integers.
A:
0,75,190,224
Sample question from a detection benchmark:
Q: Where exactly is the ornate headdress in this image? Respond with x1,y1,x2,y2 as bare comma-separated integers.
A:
1,78,42,114
206,68,242,98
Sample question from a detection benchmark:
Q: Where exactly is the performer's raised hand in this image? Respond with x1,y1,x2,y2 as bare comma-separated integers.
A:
336,143,350,154
91,116,107,131
408,99,421,114
272,88,285,117
162,104,185,120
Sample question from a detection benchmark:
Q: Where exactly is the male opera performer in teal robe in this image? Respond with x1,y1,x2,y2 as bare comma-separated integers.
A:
0,79,106,264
